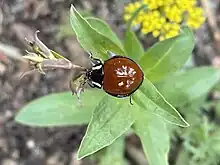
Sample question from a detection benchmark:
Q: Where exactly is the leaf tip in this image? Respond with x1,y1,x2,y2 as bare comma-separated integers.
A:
77,149,88,160
177,119,190,128
14,111,23,123
182,121,190,127
70,4,78,17
76,153,83,160
70,4,82,17
14,114,29,127
70,4,75,11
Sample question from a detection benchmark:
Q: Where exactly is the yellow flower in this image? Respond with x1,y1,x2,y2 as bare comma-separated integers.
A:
124,1,144,26
124,0,205,41
187,7,205,29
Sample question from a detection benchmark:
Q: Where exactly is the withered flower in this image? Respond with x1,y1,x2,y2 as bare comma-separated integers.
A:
23,30,88,99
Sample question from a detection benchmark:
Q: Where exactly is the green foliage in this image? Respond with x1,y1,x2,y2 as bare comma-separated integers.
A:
124,30,144,61
168,75,220,165
173,99,220,165
133,112,169,165
156,67,220,107
133,78,188,127
123,4,146,61
69,5,125,60
15,4,220,165
86,17,123,49
78,96,135,159
140,27,194,83
15,90,104,126
98,136,128,165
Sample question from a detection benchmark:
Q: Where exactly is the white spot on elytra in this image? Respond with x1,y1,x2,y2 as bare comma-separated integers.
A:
115,66,136,77
126,80,134,88
118,81,124,86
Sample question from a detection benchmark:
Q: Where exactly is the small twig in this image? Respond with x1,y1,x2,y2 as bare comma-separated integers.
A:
201,0,220,51
127,4,147,31
41,59,86,71
20,59,86,79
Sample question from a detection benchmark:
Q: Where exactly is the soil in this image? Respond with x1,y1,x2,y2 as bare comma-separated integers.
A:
0,0,219,165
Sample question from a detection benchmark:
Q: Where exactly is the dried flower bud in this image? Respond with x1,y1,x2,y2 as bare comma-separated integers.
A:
69,74,87,100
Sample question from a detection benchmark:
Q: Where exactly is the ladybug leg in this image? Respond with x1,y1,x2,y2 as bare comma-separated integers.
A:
129,96,133,105
106,50,117,57
87,79,95,88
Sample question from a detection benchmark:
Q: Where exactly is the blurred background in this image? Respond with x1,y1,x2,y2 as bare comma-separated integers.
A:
0,0,220,165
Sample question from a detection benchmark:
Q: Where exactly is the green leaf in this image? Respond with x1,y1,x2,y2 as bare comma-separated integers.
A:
156,67,220,107
15,90,105,127
70,5,125,60
175,148,190,165
77,96,135,159
99,136,128,165
86,17,123,50
56,10,92,40
124,30,144,61
133,78,188,127
140,27,194,82
133,112,169,165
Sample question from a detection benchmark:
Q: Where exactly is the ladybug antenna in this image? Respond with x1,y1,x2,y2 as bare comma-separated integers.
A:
129,96,133,105
87,51,93,58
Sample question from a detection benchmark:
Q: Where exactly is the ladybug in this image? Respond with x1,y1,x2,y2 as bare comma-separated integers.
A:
86,53,144,98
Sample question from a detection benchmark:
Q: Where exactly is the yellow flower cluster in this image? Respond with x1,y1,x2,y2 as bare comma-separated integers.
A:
124,0,205,40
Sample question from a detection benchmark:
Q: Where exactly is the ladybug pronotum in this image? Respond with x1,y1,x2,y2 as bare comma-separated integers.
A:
86,53,144,98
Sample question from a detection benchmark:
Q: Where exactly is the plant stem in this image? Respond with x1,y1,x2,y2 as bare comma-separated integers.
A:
41,59,86,71
127,4,147,32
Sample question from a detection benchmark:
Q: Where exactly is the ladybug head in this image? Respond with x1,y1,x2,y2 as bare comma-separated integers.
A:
86,57,104,89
